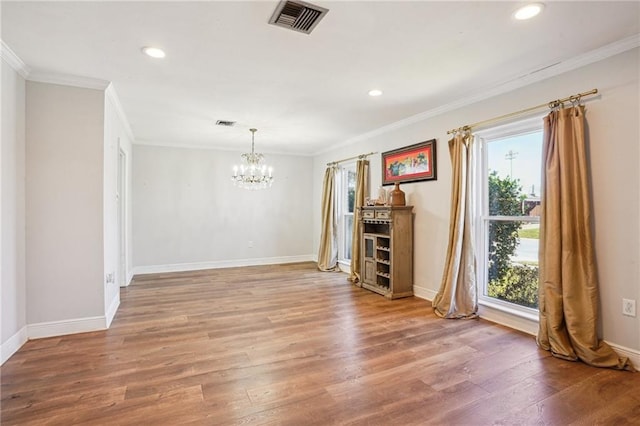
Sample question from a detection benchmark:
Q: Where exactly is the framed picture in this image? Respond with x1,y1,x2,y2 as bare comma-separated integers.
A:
381,139,437,185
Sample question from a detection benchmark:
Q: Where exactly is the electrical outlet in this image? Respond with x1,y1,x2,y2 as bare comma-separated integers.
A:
248,241,253,248
106,273,114,284
622,298,636,317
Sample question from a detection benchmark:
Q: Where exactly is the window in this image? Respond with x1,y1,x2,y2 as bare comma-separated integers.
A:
476,118,543,316
337,162,356,263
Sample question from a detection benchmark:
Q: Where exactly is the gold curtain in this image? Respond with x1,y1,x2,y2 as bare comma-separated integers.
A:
537,106,634,371
433,132,478,318
317,166,338,271
350,159,369,283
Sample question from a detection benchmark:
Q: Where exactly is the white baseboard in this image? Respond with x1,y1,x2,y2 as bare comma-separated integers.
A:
122,270,134,287
2,316,110,364
413,284,437,301
412,286,638,367
1,326,28,365
27,316,107,339
105,293,120,328
604,341,640,369
131,254,315,276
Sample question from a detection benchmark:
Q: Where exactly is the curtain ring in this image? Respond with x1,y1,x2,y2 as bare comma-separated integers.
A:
548,100,561,110
569,95,581,107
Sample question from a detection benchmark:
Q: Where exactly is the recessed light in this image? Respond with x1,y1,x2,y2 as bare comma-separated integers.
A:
368,89,383,97
141,46,166,58
514,3,544,20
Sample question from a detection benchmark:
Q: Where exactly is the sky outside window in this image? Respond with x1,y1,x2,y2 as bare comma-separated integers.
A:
487,131,542,196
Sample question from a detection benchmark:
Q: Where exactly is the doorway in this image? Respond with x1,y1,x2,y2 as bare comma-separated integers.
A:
117,146,128,287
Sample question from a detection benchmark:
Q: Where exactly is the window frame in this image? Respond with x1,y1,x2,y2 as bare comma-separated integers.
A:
336,161,356,265
475,115,544,321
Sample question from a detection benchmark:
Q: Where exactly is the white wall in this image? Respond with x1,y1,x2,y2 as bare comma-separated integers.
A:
313,48,640,356
25,82,105,327
1,54,27,363
132,145,314,272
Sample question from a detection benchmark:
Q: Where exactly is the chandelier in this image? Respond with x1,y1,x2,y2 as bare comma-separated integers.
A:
231,128,274,190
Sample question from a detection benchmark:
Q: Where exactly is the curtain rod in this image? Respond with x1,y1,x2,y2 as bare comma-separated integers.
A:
327,151,377,166
447,88,598,135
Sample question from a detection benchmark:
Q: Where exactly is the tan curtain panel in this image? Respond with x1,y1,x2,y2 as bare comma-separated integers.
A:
433,132,478,318
350,159,369,283
317,166,338,271
537,106,634,371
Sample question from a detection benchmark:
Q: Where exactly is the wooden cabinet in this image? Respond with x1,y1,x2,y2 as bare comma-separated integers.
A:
359,206,413,299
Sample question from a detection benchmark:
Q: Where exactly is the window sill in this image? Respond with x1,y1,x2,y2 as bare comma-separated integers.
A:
477,297,539,336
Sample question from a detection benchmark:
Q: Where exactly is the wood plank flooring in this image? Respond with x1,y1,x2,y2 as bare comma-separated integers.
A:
1,262,638,425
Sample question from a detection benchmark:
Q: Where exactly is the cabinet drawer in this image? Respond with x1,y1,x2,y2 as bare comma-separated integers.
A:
362,210,375,219
375,210,390,219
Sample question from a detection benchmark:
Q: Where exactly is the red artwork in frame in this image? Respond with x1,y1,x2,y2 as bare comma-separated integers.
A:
382,139,437,185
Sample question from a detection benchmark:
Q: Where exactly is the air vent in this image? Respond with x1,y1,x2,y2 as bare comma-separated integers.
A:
269,0,329,35
215,120,236,127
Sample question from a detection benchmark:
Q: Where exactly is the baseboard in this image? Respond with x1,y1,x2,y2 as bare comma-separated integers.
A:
413,284,437,301
27,316,107,339
131,254,316,276
1,326,28,365
123,270,134,287
105,293,120,328
604,341,640,368
412,287,637,364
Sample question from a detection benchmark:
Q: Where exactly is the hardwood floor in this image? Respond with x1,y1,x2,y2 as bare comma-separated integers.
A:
1,262,638,425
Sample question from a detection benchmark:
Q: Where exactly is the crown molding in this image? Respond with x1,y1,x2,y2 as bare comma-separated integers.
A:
133,139,313,157
27,70,110,90
105,84,135,142
1,40,111,90
314,34,640,156
134,139,244,152
1,40,30,78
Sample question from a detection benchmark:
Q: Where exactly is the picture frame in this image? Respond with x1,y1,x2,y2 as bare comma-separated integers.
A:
381,139,437,185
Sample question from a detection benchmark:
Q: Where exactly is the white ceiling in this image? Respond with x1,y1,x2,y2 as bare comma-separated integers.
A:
2,1,639,155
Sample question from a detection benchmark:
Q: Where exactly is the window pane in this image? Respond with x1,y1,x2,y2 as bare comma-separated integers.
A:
347,170,356,213
487,132,542,216
338,165,356,263
344,214,353,260
487,219,539,309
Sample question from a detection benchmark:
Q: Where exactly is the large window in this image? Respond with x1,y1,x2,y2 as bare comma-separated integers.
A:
337,162,356,263
477,118,543,315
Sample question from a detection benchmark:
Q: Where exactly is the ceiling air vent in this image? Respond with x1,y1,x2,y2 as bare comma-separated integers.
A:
269,0,329,35
215,120,236,127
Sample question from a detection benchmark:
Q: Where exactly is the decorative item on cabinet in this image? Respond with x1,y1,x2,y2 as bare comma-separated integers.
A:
387,182,406,206
375,186,387,205
359,205,413,299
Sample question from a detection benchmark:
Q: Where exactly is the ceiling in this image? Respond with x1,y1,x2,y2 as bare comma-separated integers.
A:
2,1,639,155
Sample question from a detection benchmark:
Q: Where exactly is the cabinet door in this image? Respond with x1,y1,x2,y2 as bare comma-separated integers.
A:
363,235,375,259
363,260,376,284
